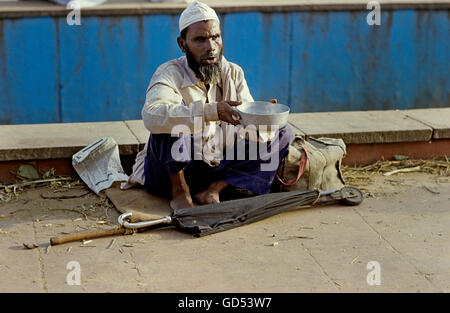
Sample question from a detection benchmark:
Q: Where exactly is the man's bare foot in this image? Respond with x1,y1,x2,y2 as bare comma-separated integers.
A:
195,181,228,205
170,170,194,212
195,190,220,205
170,192,194,212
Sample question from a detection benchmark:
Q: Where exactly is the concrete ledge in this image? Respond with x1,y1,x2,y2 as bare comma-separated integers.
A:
124,120,149,150
0,108,449,183
1,0,449,18
403,108,450,140
1,108,449,162
288,110,436,144
0,121,140,162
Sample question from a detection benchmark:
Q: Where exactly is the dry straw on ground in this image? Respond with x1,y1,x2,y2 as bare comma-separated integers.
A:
342,157,449,197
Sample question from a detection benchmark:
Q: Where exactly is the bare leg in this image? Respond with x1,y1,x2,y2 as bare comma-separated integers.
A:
170,170,194,212
195,181,228,205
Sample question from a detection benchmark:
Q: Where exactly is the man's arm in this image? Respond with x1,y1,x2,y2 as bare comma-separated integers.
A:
142,83,218,134
142,83,242,134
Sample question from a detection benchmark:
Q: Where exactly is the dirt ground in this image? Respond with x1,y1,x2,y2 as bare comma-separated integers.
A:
0,162,449,293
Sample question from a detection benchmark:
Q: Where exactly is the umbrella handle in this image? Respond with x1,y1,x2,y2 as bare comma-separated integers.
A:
118,212,172,229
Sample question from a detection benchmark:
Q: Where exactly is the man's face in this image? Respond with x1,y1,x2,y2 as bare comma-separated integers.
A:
179,20,223,66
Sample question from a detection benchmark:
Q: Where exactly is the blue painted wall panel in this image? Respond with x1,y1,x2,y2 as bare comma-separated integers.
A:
144,14,182,76
410,10,449,108
59,16,141,122
0,9,448,125
58,14,182,122
59,15,181,122
290,10,395,112
223,12,291,105
0,18,59,124
290,10,449,112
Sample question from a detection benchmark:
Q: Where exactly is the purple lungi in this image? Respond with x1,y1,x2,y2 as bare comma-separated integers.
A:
144,125,294,199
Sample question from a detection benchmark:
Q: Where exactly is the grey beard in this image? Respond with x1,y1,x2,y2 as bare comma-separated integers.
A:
185,46,222,85
197,61,222,85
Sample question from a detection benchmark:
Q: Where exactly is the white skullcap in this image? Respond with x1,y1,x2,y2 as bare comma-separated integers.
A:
179,1,220,33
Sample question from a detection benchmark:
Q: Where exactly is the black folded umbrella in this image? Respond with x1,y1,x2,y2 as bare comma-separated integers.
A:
50,187,363,245
120,186,363,237
172,189,321,237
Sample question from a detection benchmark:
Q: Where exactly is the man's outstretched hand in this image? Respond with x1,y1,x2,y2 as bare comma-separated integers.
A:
217,99,277,126
217,100,242,126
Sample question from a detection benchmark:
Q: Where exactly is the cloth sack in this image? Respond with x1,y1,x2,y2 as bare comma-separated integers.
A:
275,135,346,192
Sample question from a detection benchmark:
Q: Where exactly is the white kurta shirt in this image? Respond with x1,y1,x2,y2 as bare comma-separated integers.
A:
123,55,270,189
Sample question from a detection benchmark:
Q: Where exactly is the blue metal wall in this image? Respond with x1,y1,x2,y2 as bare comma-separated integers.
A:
0,9,448,124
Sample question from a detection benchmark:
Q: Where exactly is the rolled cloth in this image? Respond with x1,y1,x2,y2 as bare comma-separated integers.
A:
179,1,220,33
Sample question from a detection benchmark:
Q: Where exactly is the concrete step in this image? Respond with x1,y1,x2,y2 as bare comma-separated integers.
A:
0,108,449,182
0,121,140,162
288,110,434,144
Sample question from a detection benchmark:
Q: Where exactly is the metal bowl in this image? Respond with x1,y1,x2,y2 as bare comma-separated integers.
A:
236,101,290,129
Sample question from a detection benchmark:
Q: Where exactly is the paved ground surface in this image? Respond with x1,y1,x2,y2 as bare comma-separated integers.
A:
0,169,449,293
